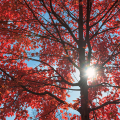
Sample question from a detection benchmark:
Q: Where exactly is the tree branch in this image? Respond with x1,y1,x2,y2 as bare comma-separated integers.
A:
90,99,120,111
0,68,68,105
22,57,80,86
88,82,120,88
21,85,66,104
90,0,118,28
49,0,78,44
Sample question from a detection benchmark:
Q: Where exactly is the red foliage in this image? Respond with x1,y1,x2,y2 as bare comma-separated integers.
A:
0,0,120,119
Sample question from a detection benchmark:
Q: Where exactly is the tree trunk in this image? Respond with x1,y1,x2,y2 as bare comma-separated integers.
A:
81,79,89,120
78,0,89,119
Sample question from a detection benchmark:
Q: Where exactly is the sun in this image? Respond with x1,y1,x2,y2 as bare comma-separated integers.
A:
86,67,96,78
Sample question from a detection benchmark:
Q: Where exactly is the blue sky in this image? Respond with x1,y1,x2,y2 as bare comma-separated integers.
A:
3,0,119,119
6,50,81,120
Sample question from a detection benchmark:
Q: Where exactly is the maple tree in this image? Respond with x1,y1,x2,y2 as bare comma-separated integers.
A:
0,0,120,119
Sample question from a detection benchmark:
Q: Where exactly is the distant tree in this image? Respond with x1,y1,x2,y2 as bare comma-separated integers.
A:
0,0,120,120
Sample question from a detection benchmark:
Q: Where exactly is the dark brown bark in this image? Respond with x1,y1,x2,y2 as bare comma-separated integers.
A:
78,0,89,119
80,79,89,120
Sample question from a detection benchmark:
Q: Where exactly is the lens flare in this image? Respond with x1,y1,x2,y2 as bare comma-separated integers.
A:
86,67,95,78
